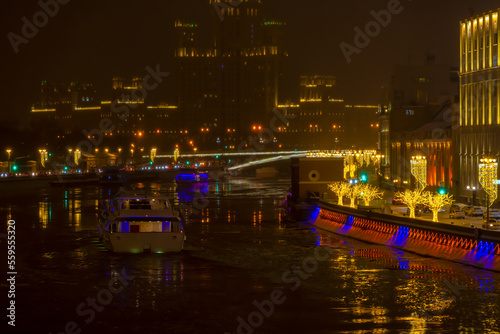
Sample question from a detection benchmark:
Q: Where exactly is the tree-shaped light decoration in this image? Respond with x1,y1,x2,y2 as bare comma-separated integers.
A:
359,184,383,206
394,188,424,219
347,183,361,208
328,182,351,206
479,156,498,207
410,155,427,189
422,191,454,222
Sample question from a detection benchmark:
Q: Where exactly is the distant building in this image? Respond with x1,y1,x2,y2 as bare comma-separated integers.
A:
279,75,379,150
30,78,182,158
459,9,500,194
380,57,459,188
389,101,455,189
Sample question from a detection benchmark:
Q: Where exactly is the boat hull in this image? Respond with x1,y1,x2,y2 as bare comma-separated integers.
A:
103,232,184,253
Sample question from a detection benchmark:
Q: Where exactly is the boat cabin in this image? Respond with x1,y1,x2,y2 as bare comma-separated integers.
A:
106,217,183,234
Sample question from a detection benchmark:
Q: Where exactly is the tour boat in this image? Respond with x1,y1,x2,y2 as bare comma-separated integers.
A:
175,169,209,186
99,194,185,253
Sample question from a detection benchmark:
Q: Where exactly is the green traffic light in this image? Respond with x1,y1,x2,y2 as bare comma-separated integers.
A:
12,165,17,171
438,188,447,195
360,174,368,182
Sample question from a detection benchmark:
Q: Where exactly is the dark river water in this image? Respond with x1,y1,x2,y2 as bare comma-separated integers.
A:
1,178,499,334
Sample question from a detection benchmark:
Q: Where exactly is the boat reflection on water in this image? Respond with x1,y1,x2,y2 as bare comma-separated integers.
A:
176,185,209,203
175,169,208,187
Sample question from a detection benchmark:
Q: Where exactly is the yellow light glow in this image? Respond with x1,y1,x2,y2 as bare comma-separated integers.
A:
31,108,56,112
74,106,101,111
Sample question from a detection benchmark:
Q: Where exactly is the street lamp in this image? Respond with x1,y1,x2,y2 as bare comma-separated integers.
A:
371,152,385,185
466,186,477,205
6,149,11,173
479,156,498,228
150,148,157,164
75,149,81,166
118,148,122,165
410,155,427,189
39,149,47,169
174,146,180,163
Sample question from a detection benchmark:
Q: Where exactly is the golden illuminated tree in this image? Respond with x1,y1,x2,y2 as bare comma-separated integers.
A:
395,188,425,219
359,184,383,206
347,184,361,208
422,191,454,222
328,182,351,206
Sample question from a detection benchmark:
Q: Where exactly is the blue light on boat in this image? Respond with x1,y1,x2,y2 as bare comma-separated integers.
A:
121,221,130,233
162,221,171,232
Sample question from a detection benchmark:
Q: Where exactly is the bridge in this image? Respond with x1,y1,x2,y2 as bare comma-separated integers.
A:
156,150,308,159
225,152,307,171
155,150,310,171
153,150,356,172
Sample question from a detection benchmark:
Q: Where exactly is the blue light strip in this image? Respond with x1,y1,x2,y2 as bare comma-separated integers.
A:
176,174,197,181
121,221,130,233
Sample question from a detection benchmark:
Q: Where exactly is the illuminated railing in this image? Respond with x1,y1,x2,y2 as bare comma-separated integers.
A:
74,106,101,111
147,106,178,109
345,105,379,109
317,209,500,256
31,108,56,112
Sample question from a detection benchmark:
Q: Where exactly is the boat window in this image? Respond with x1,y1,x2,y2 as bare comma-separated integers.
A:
172,221,181,233
129,200,152,210
162,221,171,232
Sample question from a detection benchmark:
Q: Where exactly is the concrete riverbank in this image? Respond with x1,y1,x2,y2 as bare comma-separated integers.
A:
311,201,500,271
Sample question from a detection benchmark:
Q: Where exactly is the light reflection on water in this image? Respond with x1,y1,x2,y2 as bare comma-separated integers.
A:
317,231,500,333
1,179,500,333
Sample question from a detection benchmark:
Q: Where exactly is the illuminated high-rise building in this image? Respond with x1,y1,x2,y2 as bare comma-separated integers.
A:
278,75,379,150
459,9,500,190
175,0,287,149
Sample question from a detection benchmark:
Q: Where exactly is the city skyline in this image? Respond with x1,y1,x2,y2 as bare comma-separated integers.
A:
2,0,500,128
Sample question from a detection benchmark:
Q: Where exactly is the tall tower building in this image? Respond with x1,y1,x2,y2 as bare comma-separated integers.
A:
175,0,287,150
459,9,500,191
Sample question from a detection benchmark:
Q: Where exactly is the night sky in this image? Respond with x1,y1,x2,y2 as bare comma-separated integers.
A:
1,0,499,128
